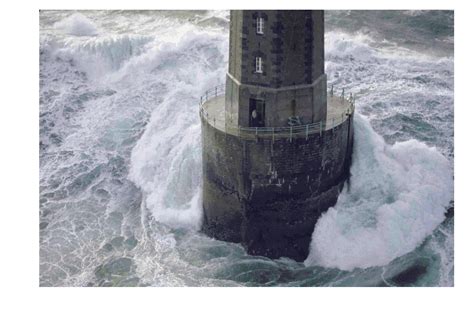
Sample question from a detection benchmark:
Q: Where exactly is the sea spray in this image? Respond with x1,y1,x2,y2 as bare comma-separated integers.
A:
128,32,228,230
54,13,99,36
305,114,453,270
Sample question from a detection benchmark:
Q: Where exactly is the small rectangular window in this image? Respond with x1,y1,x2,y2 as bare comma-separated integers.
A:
256,17,264,34
255,57,263,73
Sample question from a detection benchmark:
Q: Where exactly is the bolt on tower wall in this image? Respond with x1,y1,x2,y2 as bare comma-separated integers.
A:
225,10,327,129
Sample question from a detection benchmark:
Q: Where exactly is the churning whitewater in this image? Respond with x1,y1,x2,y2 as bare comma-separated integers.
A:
40,11,454,286
306,114,452,270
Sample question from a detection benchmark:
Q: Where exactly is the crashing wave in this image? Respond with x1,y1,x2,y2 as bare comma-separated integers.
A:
305,114,453,270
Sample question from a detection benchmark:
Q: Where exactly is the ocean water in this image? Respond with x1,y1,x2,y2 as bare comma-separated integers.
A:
39,10,454,287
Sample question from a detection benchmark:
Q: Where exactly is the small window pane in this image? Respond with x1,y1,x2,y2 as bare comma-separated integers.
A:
256,17,264,34
255,57,263,73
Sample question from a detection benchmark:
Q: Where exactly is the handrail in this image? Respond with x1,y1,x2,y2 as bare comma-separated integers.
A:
199,84,355,140
200,84,226,106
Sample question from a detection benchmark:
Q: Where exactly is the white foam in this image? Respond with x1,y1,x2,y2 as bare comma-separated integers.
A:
305,114,453,270
48,23,221,82
44,17,228,231
127,31,227,230
325,32,377,62
54,13,99,37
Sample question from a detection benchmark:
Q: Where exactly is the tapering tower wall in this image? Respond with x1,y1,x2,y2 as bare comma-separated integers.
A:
225,10,327,129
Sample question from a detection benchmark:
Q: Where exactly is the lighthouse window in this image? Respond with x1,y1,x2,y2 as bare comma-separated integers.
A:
255,57,263,73
256,17,264,34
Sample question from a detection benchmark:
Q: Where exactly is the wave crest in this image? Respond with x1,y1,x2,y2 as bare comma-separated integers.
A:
54,13,99,37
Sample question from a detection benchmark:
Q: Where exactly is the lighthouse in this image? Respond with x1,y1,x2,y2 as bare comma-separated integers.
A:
200,10,354,261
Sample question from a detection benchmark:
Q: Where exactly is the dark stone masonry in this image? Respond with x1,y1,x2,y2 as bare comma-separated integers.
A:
200,10,354,261
201,117,353,261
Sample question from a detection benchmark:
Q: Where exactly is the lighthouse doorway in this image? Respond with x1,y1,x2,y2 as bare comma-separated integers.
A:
249,98,265,127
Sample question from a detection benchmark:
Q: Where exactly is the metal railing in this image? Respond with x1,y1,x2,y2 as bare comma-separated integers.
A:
199,84,226,107
199,84,355,141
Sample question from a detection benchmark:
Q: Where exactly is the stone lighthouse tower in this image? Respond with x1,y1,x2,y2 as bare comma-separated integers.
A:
200,10,354,261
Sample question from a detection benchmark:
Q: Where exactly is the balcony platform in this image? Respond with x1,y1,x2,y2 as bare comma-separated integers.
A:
200,89,354,139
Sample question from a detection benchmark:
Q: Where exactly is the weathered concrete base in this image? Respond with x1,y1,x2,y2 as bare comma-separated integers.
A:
201,115,353,261
241,181,346,261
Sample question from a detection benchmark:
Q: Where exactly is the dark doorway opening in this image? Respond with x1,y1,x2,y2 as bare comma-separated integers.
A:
249,98,265,127
291,99,296,116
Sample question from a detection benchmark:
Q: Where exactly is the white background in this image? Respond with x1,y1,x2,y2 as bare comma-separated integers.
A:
0,0,472,316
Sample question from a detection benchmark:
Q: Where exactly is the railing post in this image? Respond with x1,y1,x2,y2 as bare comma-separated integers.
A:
342,88,345,100
290,126,293,142
330,84,334,97
272,127,275,143
305,124,309,140
319,121,322,136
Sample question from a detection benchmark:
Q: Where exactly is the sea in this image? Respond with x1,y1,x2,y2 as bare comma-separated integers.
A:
39,10,454,286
